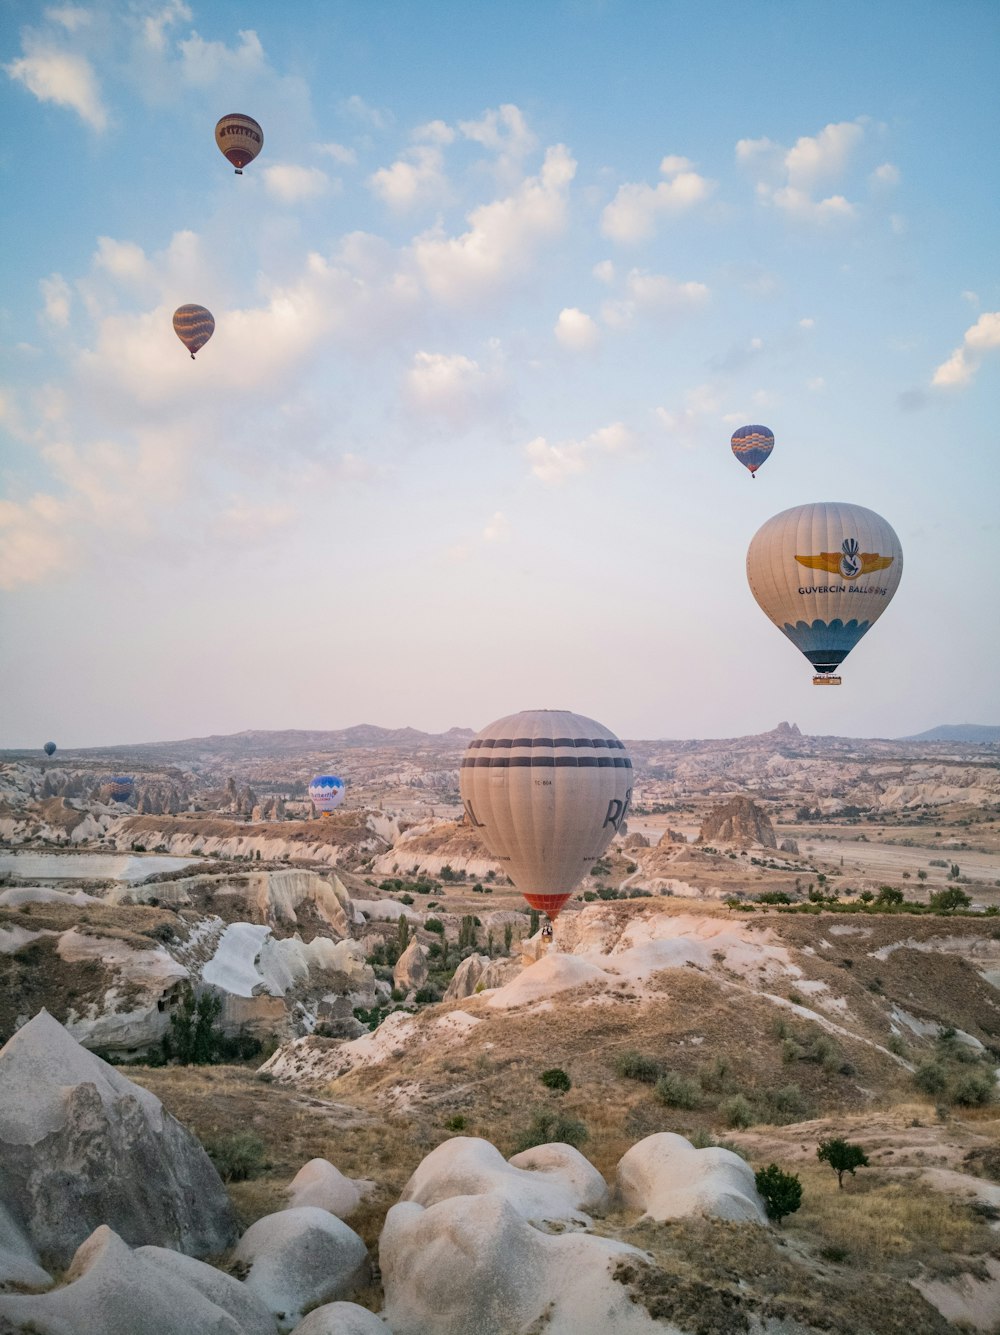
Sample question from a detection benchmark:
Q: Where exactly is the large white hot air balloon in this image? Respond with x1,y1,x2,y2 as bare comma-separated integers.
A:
747,501,903,684
309,775,345,814
459,709,633,922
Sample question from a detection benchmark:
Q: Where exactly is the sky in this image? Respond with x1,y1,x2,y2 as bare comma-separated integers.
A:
1,0,998,748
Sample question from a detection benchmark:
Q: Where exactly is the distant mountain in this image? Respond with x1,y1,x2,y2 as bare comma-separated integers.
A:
62,725,477,761
901,724,1000,744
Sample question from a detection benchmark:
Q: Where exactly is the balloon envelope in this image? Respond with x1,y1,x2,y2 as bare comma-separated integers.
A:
459,709,633,920
43,742,56,757
172,305,215,359
731,424,774,476
215,114,263,172
309,775,345,813
106,775,135,803
747,501,903,679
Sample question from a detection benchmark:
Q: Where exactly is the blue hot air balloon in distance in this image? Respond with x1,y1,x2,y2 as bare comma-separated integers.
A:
106,775,135,803
309,775,345,814
731,424,774,479
43,742,57,757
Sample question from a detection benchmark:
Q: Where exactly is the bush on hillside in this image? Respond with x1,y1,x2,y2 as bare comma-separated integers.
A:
755,1163,802,1226
512,1109,588,1154
615,1051,662,1084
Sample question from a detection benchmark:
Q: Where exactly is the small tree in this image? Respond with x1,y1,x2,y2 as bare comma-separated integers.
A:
529,909,540,936
875,886,903,906
397,914,410,953
504,922,513,953
755,1163,802,1226
817,1138,869,1189
929,886,971,912
540,1067,571,1093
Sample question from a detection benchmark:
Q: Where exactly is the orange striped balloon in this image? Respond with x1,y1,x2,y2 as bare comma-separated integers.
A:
172,305,215,360
215,114,263,174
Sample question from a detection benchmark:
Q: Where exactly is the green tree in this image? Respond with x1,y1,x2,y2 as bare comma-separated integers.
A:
754,1164,802,1226
529,909,540,936
817,1138,869,1188
166,986,222,1065
875,886,903,906
397,914,410,953
504,922,513,953
929,886,971,912
540,1067,571,1093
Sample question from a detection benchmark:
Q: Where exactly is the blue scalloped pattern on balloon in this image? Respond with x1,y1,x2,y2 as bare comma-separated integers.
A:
309,776,343,791
781,618,870,667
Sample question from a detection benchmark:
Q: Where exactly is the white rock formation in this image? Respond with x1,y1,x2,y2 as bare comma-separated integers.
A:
442,952,491,1000
0,1199,51,1291
392,940,429,993
615,1132,767,1223
287,1159,370,1220
0,1226,276,1334
400,1137,600,1231
232,1207,370,1331
507,1143,610,1216
291,1303,387,1334
0,1011,236,1267
380,1192,673,1335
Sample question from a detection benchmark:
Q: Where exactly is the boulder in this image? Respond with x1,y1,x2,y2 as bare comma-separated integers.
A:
380,1192,670,1335
0,1011,237,1268
0,1200,51,1291
291,1303,387,1334
286,1159,368,1220
507,1143,610,1215
392,940,428,993
0,1226,275,1334
698,796,777,849
399,1137,595,1230
442,953,491,1000
232,1207,369,1331
615,1132,767,1223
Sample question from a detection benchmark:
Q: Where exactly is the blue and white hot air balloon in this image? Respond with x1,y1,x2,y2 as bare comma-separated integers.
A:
106,775,135,803
309,775,345,814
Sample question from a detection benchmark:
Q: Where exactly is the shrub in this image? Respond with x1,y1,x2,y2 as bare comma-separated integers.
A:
765,1084,809,1121
424,917,445,935
754,1163,802,1226
817,1137,869,1188
206,1132,268,1183
445,1115,467,1132
914,1060,949,1095
929,887,972,912
540,1067,571,1093
952,1070,995,1107
698,1055,732,1094
654,1072,701,1109
720,1094,754,1129
512,1110,588,1153
615,1051,662,1084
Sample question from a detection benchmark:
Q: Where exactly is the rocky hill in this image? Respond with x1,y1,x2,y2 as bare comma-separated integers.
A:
698,796,777,848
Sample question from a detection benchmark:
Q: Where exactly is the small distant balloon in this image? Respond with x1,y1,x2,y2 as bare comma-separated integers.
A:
731,424,774,479
106,775,135,803
215,113,263,174
43,742,57,757
172,305,215,360
309,775,345,814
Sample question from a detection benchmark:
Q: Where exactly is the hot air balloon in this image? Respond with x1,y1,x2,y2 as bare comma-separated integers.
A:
459,709,633,926
215,114,263,174
172,305,215,360
43,742,56,757
309,775,345,814
747,502,903,685
106,775,135,803
731,424,774,479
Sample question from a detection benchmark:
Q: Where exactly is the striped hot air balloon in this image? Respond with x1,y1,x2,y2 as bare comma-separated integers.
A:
731,424,774,479
105,775,135,803
215,114,263,174
460,710,633,924
172,305,215,360
747,502,903,685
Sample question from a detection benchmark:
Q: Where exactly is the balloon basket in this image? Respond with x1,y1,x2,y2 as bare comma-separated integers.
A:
812,675,842,686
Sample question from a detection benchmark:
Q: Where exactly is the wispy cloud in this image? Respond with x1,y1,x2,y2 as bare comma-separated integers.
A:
932,311,1000,388
525,422,634,484
601,156,713,243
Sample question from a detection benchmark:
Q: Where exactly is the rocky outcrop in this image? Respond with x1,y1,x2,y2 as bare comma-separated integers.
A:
443,952,491,1000
0,1226,276,1334
0,1012,237,1268
290,1304,386,1334
286,1159,370,1220
615,1132,767,1223
231,1207,369,1332
698,795,777,849
393,940,429,993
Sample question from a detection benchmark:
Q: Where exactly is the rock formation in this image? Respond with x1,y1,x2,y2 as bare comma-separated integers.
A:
698,795,777,848
615,1132,767,1223
392,940,429,994
290,1303,386,1334
286,1159,370,1220
0,1011,237,1268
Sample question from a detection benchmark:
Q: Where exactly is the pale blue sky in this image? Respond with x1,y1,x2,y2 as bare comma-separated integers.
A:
2,0,998,747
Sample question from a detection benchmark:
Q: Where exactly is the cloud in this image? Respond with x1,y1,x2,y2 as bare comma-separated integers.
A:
414,119,455,145
176,27,265,84
404,351,499,425
316,141,357,166
459,104,537,176
369,146,448,211
141,1,192,52
341,94,392,130
413,144,576,304
6,36,108,130
601,156,713,243
592,260,615,284
740,120,864,224
47,6,93,32
0,493,75,589
932,311,1000,388
601,268,709,329
870,162,901,188
655,385,721,449
40,275,72,329
525,421,634,484
482,511,510,542
554,308,599,352
262,164,332,204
